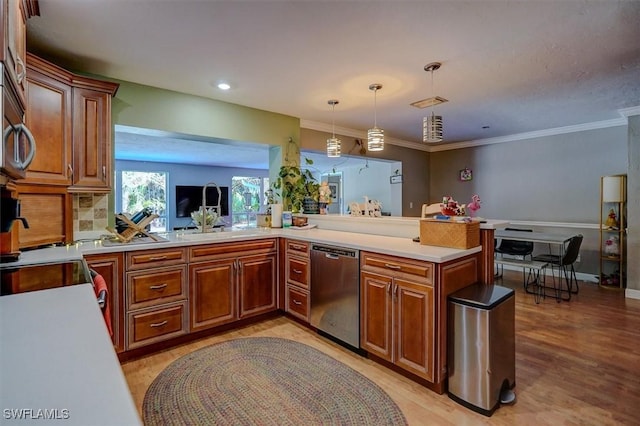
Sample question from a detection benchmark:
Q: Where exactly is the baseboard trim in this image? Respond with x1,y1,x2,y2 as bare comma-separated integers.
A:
625,288,640,300
499,264,599,283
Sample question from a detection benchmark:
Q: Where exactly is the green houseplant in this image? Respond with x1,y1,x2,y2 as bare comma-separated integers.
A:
272,158,320,213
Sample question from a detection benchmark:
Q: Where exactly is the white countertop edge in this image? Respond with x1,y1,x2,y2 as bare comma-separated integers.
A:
8,219,496,266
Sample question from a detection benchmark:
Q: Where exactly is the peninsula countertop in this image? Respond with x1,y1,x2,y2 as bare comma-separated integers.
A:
0,285,142,425
10,225,491,267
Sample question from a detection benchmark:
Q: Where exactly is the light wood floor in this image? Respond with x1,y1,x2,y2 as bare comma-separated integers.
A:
122,272,640,425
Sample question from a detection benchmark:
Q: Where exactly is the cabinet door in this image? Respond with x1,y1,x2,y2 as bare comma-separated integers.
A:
394,278,434,381
85,253,124,353
70,87,111,191
238,253,276,318
360,270,393,361
24,66,72,185
5,0,27,108
16,183,73,248
189,259,236,331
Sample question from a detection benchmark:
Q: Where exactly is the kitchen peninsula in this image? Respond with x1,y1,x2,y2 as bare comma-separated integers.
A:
3,217,505,398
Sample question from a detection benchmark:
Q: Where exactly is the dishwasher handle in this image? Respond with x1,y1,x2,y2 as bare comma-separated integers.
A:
311,244,358,258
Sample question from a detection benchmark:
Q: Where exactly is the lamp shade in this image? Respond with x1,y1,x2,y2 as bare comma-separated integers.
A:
327,137,341,157
602,175,625,202
367,127,384,151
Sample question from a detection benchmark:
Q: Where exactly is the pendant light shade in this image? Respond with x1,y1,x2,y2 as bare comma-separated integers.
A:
423,62,443,143
327,99,341,158
368,84,384,152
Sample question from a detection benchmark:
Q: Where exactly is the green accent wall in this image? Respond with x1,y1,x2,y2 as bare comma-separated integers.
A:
111,80,300,147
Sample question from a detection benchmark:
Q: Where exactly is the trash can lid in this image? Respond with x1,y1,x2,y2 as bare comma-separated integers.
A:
449,283,514,310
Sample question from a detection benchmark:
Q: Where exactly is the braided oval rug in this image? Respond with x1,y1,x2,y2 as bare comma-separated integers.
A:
143,337,408,425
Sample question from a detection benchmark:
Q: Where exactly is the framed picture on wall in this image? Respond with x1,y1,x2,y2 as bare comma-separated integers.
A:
390,175,403,184
459,168,473,181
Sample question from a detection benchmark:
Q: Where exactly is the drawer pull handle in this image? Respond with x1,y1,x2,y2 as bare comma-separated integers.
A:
290,244,306,250
292,269,303,274
149,283,167,291
150,320,168,328
384,263,402,270
149,256,167,261
292,299,302,305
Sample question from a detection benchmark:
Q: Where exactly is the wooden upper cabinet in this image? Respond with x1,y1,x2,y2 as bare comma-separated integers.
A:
3,0,32,110
22,53,118,191
69,79,118,192
24,57,73,185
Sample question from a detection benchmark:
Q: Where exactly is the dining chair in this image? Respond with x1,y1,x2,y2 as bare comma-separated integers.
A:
532,234,583,297
494,228,534,278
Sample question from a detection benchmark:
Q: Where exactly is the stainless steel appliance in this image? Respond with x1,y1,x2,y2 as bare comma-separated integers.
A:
448,283,516,416
2,63,36,180
310,244,360,349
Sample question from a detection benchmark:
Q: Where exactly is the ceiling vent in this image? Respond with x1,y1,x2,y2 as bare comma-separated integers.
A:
410,96,448,109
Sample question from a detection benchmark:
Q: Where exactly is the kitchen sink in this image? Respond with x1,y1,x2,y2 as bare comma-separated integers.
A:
177,229,270,241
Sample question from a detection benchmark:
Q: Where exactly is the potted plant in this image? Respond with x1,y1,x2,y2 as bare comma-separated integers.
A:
272,158,320,214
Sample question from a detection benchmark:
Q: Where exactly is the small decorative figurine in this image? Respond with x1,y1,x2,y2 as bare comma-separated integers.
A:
318,182,332,214
604,209,619,229
604,235,620,256
467,194,481,218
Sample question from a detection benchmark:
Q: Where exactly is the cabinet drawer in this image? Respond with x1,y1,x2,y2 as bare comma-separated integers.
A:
361,251,434,284
126,265,186,310
126,248,187,270
286,285,309,322
189,239,277,262
286,239,309,256
127,302,187,349
287,256,309,288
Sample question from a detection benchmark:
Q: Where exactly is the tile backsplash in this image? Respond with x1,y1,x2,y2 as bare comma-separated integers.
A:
73,193,109,239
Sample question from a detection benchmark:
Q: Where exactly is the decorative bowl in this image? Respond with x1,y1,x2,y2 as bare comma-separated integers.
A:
292,216,308,227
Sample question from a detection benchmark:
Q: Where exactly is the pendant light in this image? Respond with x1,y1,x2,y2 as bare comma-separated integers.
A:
423,62,443,143
327,99,341,158
367,83,384,152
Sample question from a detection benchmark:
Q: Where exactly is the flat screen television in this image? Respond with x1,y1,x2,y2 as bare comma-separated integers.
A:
176,185,229,217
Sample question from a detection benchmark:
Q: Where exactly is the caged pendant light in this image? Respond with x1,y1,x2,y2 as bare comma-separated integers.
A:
367,84,384,152
326,99,341,157
423,62,443,143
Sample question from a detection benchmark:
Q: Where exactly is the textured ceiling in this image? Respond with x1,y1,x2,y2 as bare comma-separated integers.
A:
27,0,640,164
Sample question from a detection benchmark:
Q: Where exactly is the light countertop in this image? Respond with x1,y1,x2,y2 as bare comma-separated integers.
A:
11,226,484,266
0,285,142,425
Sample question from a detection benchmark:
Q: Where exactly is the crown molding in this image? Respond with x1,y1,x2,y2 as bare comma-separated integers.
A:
300,120,429,152
302,115,629,154
619,105,640,118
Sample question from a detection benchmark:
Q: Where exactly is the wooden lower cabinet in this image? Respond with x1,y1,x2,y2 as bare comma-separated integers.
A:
189,258,236,331
284,239,310,322
188,240,277,333
361,269,435,381
85,252,124,353
124,248,188,350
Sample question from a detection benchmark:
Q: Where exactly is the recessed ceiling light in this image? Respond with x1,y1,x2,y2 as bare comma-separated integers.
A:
217,82,231,90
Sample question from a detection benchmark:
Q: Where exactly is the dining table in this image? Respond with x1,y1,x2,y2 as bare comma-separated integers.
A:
494,229,577,301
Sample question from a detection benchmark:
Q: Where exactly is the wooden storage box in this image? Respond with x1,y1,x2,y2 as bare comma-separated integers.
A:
419,219,480,249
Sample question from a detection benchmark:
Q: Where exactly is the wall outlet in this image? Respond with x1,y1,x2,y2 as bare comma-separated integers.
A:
576,254,581,263
409,202,413,208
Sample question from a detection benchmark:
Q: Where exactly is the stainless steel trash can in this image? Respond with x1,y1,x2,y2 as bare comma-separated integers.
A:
448,283,516,416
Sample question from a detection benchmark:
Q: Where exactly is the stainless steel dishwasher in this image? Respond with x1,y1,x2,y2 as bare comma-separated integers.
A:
310,244,360,349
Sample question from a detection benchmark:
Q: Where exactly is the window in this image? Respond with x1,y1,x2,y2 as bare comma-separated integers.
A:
118,170,168,232
231,176,268,228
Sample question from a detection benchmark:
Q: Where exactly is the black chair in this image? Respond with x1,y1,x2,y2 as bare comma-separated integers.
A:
494,228,534,278
533,234,583,299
